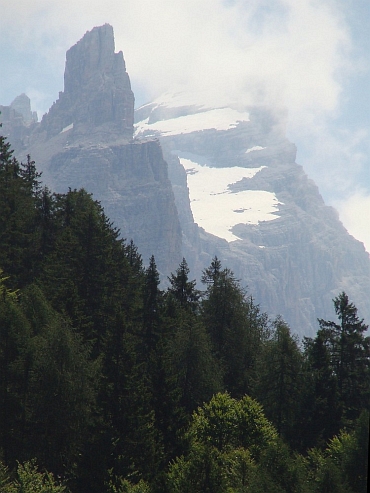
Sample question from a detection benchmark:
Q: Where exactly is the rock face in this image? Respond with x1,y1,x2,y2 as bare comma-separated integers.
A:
1,25,182,276
135,94,370,337
40,24,134,138
10,94,38,124
47,139,182,272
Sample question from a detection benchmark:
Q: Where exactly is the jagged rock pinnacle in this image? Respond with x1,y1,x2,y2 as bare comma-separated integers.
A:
10,93,38,124
41,24,134,137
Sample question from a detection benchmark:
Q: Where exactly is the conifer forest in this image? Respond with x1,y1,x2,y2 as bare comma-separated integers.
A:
0,131,369,492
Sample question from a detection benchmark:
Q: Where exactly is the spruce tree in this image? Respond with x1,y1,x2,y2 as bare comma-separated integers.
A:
167,258,200,312
317,292,370,424
201,257,268,397
0,135,40,287
300,331,341,449
142,255,162,352
254,318,304,443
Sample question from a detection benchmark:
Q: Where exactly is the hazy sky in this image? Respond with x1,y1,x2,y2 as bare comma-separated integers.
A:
1,0,369,251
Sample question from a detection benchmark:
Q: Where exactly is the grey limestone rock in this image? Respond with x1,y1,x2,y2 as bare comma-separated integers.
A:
40,24,134,139
3,25,182,276
10,93,38,124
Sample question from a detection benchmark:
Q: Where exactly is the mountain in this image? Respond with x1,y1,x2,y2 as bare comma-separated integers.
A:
1,24,369,337
135,92,370,336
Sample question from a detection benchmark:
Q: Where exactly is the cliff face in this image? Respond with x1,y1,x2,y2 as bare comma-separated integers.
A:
135,94,370,337
47,139,182,272
1,25,182,276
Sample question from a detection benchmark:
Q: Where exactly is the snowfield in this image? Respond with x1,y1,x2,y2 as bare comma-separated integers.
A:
134,107,250,137
180,158,281,242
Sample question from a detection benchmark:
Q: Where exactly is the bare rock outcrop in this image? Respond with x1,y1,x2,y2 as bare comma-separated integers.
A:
40,24,134,139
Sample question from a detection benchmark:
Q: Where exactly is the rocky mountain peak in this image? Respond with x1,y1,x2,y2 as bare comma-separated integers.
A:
40,24,134,138
10,93,38,124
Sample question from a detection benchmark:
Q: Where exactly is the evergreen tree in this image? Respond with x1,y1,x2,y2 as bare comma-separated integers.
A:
0,135,40,287
0,271,31,464
167,258,200,312
19,285,100,477
300,331,341,449
39,189,141,355
169,315,222,414
317,292,370,423
142,255,162,352
201,257,268,397
254,318,304,443
19,154,42,197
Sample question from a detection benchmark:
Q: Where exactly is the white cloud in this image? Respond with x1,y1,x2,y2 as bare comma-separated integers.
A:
1,0,351,112
334,191,370,253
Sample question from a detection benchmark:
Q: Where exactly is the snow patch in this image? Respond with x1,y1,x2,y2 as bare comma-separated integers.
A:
134,108,250,138
60,123,73,133
179,158,281,242
246,146,266,153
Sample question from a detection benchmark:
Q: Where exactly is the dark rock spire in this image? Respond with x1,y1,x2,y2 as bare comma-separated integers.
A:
41,24,134,138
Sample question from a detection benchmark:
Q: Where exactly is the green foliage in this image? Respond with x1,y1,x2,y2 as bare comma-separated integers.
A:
201,257,269,397
0,283,100,474
0,460,14,493
302,412,369,493
325,411,369,493
167,393,277,493
300,330,341,449
250,439,309,493
0,269,18,300
167,443,256,493
167,258,200,312
169,316,222,414
142,255,162,351
254,318,304,443
107,473,150,493
0,137,40,287
0,282,32,464
189,393,277,456
1,459,69,493
317,292,370,423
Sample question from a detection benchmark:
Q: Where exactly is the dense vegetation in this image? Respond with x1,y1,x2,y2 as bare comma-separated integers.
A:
0,131,369,493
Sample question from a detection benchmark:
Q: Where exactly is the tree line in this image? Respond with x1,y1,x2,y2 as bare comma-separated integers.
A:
0,131,369,493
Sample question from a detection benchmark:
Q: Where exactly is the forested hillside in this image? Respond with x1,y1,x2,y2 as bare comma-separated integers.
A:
0,132,369,493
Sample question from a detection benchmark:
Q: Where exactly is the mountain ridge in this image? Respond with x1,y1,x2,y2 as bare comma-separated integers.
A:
135,91,370,336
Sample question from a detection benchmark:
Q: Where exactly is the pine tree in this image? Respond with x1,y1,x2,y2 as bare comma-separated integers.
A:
142,255,162,352
300,331,341,449
18,285,100,476
0,135,40,287
167,258,200,312
254,318,304,442
318,292,370,423
0,271,31,464
201,257,268,397
169,315,222,414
